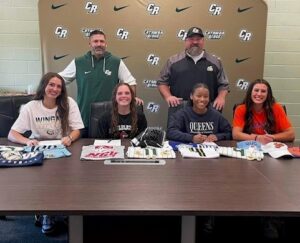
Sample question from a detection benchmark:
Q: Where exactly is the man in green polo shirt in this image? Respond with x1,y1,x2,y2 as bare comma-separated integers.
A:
59,30,142,137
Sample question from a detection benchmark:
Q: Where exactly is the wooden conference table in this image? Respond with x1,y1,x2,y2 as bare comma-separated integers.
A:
1,138,300,243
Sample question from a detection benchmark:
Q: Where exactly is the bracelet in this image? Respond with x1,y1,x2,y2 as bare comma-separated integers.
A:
68,135,73,142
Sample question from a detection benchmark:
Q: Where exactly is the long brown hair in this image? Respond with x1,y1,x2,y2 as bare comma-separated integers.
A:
242,79,276,134
111,83,137,138
34,72,70,136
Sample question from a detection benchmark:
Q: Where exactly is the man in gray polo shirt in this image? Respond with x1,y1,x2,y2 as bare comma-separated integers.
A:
157,26,229,111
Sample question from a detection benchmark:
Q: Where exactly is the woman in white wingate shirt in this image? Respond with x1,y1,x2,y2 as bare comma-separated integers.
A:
8,72,84,146
7,72,84,235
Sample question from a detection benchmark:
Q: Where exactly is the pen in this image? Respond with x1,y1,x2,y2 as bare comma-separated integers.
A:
107,139,112,143
264,130,275,141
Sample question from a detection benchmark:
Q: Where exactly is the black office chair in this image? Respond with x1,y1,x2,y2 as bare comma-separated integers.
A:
89,101,144,138
0,95,33,137
167,100,190,128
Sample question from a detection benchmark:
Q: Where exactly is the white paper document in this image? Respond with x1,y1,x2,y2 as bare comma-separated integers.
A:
94,139,121,146
38,140,62,146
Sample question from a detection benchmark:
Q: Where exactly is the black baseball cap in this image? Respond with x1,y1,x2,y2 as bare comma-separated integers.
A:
186,27,204,38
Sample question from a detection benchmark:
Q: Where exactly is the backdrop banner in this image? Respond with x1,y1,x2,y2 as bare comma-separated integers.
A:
39,0,267,128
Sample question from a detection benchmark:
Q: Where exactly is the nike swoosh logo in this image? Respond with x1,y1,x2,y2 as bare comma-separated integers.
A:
235,57,251,63
176,6,191,12
237,7,253,13
114,5,129,11
121,56,129,60
84,71,91,74
51,3,67,10
53,54,68,60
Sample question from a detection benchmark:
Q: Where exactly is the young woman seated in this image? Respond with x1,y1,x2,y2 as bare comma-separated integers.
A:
8,72,84,235
167,83,232,143
97,83,147,139
232,78,295,144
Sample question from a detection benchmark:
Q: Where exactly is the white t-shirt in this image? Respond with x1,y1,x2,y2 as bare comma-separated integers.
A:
11,97,84,139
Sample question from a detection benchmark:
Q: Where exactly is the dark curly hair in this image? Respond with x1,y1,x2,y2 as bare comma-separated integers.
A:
34,72,69,136
242,79,276,134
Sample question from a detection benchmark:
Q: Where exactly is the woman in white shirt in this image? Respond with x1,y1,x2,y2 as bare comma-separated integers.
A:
7,72,84,235
8,72,84,146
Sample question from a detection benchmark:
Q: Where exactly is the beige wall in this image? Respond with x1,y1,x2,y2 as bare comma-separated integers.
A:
1,0,300,140
264,0,300,140
0,0,41,93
